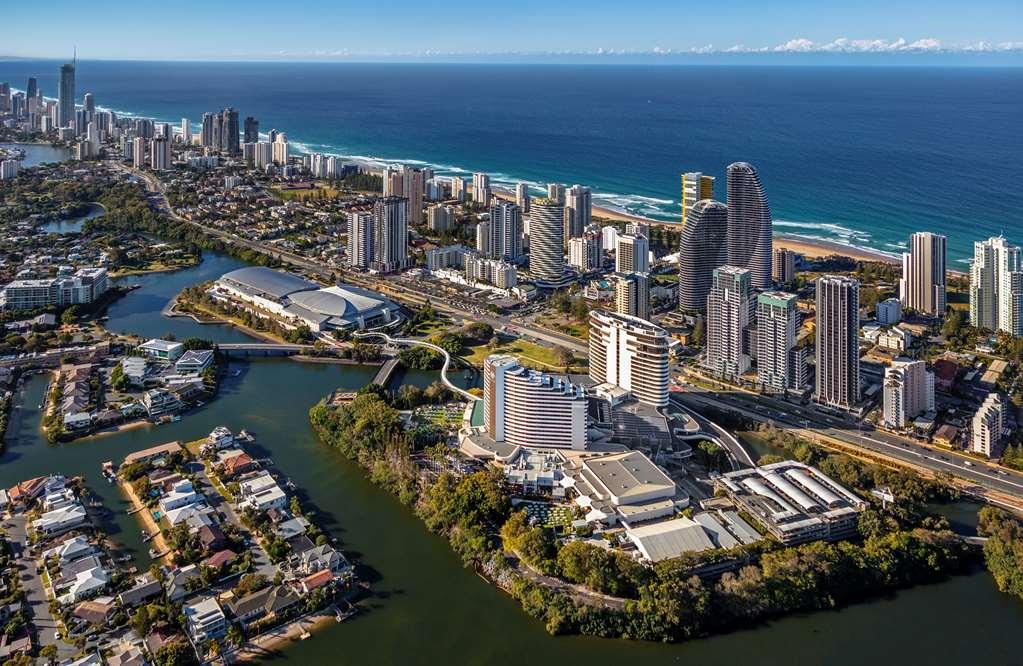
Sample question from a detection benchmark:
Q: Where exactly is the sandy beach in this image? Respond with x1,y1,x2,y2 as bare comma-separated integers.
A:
233,609,337,662
118,476,172,562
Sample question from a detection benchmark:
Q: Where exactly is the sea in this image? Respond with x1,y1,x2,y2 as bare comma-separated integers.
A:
1,59,1020,264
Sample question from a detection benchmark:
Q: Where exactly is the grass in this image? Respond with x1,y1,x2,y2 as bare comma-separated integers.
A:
462,334,585,371
519,501,576,528
270,183,339,201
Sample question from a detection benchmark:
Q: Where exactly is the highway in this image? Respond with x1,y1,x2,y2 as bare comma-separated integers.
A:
673,382,1023,506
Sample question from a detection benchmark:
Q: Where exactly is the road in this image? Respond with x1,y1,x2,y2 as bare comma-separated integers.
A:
674,384,1023,506
121,163,588,355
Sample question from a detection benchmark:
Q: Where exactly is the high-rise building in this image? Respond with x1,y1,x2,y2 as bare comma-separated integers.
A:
726,162,773,289
132,137,146,169
402,166,426,225
756,291,801,391
528,198,566,282
271,133,289,165
58,61,76,128
220,108,240,155
882,358,935,429
568,236,598,272
83,91,94,113
450,176,468,202
680,172,714,225
0,83,10,114
371,197,409,273
472,173,491,205
616,233,649,274
487,201,522,262
677,199,728,311
211,113,222,151
180,118,191,144
26,77,38,101
346,211,374,270
772,248,796,285
588,310,670,407
970,236,1023,336
899,232,947,317
150,137,171,170
547,183,566,205
0,160,19,180
254,142,273,168
515,182,530,213
200,113,215,147
612,272,651,321
705,266,753,378
427,204,452,232
971,393,1006,458
243,116,259,144
564,185,591,240
815,275,861,410
484,354,588,450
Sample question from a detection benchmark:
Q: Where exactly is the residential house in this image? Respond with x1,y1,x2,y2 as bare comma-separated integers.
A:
184,596,227,644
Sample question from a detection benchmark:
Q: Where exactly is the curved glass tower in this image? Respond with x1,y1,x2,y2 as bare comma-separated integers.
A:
678,199,728,311
726,162,773,289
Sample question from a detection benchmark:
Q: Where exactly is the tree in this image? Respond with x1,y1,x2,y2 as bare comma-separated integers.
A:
691,318,706,347
60,305,80,325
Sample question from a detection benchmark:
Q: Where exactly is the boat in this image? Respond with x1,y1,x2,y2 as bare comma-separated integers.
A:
170,415,181,422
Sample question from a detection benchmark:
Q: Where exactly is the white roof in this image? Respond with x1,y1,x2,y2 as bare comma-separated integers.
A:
627,517,715,562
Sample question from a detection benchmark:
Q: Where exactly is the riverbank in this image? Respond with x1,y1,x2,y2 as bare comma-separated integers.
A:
117,474,171,562
233,608,338,662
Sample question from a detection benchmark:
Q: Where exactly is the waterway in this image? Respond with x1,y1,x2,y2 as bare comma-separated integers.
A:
0,142,70,167
3,250,1023,664
42,202,106,234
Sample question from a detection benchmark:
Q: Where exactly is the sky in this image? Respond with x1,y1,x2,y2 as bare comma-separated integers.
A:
3,0,1022,61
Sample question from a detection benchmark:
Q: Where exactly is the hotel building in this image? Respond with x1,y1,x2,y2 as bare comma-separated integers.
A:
680,171,714,225
815,275,861,410
677,199,728,311
588,310,670,407
900,232,947,317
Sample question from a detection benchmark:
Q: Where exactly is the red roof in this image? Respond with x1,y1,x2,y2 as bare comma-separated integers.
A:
202,549,237,569
932,359,960,382
300,568,334,590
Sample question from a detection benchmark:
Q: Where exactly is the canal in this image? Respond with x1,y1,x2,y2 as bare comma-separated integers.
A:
3,250,1023,665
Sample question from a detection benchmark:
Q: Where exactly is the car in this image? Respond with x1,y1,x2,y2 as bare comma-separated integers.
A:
53,631,61,640
964,461,974,467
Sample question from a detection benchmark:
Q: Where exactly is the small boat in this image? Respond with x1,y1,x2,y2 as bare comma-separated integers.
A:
171,415,181,422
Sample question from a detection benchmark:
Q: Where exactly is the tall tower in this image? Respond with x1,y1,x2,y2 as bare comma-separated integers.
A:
346,211,374,270
900,232,947,317
970,236,1023,334
705,266,752,378
26,77,38,100
472,173,491,206
528,198,566,282
815,275,861,410
678,199,728,311
243,116,260,144
565,185,591,239
616,233,649,274
515,183,530,214
489,200,522,262
756,291,799,391
371,197,409,273
221,108,240,155
681,172,714,225
613,272,650,321
726,162,773,289
588,310,670,407
58,59,76,128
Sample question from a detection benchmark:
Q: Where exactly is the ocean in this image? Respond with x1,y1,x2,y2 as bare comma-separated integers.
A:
1,59,1020,264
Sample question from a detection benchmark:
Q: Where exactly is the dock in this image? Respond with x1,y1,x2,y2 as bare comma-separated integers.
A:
371,357,400,387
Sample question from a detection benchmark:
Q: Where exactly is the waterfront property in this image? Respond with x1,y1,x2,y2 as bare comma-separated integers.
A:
211,266,400,333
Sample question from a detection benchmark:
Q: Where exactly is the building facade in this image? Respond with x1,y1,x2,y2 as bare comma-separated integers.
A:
680,172,715,225
815,275,861,409
588,310,670,407
971,392,1006,458
528,198,566,282
705,266,753,378
726,162,773,289
900,232,947,317
756,291,800,391
677,199,728,311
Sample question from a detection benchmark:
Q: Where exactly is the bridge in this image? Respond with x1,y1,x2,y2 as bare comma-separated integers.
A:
216,343,315,357
669,398,757,469
355,332,480,402
371,358,401,387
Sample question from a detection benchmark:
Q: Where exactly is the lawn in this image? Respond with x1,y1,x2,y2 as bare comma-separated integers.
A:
270,183,340,201
519,501,576,528
462,334,585,371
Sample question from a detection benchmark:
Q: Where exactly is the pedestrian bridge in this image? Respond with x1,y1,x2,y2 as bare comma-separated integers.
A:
355,332,480,402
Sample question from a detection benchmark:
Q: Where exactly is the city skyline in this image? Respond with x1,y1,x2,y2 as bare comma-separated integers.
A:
2,0,1022,62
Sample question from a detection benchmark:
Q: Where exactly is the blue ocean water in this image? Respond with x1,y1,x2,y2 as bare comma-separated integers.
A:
1,59,1020,264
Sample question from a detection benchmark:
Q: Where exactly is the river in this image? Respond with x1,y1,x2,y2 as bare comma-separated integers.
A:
0,142,71,167
3,250,1023,665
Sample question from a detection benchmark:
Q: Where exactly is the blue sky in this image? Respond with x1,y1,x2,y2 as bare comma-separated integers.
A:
4,0,1021,60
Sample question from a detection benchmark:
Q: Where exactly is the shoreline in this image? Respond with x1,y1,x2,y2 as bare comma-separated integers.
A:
233,609,337,662
117,474,172,563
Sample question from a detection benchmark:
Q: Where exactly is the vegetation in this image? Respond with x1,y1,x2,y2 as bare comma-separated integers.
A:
978,507,1023,599
398,346,444,370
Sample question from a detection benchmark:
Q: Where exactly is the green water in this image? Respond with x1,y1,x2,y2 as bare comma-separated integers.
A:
4,252,1023,665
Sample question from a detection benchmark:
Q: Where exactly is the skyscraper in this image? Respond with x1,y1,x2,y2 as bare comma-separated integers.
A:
26,77,38,101
515,182,530,214
564,185,591,239
528,198,566,282
402,166,425,225
547,182,566,205
616,233,649,274
221,108,240,155
371,197,409,273
83,91,94,113
677,199,728,311
243,116,260,144
346,211,374,270
132,137,146,169
58,61,75,128
756,291,800,391
815,275,861,410
272,133,289,164
488,200,523,262
150,137,171,170
680,172,714,225
726,162,773,289
200,112,215,147
705,266,753,378
612,272,651,321
772,248,796,285
882,358,934,429
588,310,670,407
472,173,491,205
899,232,947,317
970,236,1023,336
180,118,191,144
0,83,9,114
